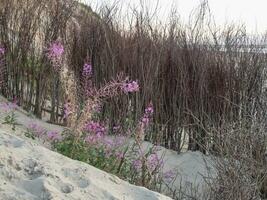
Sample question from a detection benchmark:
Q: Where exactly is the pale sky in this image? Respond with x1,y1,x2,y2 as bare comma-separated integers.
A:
81,0,267,34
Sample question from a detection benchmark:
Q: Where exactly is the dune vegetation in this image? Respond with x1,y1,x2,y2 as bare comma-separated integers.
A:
0,0,266,199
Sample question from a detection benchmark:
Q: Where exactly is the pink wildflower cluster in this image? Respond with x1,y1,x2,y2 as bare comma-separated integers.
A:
26,122,62,142
81,62,93,97
121,80,139,93
84,121,107,136
47,41,64,59
132,154,163,172
46,41,64,71
63,101,71,119
132,159,142,171
84,122,107,145
102,136,125,149
85,134,101,145
84,121,127,159
85,133,127,159
140,102,154,127
0,46,5,56
112,125,121,133
47,131,62,142
147,153,163,171
82,63,92,77
132,146,163,172
0,101,18,112
115,151,124,159
101,136,126,157
27,122,46,137
162,169,176,183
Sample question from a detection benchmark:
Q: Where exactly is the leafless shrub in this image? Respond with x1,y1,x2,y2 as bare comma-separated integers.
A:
203,116,267,200
0,0,267,154
0,0,76,119
74,1,267,152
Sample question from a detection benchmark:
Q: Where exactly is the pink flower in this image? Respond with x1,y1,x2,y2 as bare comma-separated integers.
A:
103,137,115,149
46,41,64,71
82,63,92,77
0,101,18,112
63,102,71,119
47,41,64,59
145,103,154,115
105,136,126,149
114,136,126,146
104,149,113,157
115,151,124,159
147,153,163,171
81,63,93,96
141,117,150,125
85,135,99,145
84,121,107,136
112,125,121,132
47,131,62,141
0,47,5,55
163,170,176,183
132,159,142,171
27,122,46,137
121,80,139,93
140,103,154,128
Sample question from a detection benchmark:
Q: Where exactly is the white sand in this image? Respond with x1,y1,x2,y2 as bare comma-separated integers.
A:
139,141,214,198
0,129,174,200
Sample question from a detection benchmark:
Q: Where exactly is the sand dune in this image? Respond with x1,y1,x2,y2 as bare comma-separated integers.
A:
0,130,172,200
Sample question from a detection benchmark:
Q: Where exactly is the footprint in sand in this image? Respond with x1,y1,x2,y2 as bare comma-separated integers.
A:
60,182,74,193
17,177,52,200
62,168,90,189
22,158,44,179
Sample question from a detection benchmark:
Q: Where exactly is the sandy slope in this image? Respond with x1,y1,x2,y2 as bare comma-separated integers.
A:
139,141,214,197
0,130,173,200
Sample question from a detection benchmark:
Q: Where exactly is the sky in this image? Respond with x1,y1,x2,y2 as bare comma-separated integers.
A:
81,0,267,34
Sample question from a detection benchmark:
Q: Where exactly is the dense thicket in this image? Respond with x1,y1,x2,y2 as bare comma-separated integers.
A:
0,0,266,154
